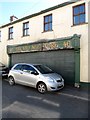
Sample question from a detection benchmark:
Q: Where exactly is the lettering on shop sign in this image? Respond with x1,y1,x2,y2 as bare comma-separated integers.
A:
7,35,79,54
31,44,42,51
43,42,58,50
8,44,42,53
15,45,31,53
63,41,72,48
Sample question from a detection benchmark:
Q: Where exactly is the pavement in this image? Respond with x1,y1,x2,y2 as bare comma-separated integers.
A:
58,85,90,101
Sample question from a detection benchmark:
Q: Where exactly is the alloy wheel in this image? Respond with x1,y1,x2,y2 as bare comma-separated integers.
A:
9,76,15,86
37,83,46,93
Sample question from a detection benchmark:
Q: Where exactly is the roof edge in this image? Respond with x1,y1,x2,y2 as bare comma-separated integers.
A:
0,0,79,28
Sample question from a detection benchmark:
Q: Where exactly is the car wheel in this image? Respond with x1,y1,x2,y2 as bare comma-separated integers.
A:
9,76,15,86
37,82,47,94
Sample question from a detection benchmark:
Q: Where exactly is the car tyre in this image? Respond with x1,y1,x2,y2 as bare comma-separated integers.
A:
37,82,47,94
9,76,15,86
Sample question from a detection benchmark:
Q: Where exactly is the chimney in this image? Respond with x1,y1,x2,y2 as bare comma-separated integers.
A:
10,15,18,22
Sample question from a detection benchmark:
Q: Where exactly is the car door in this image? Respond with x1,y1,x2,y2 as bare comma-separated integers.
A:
12,64,24,83
20,65,39,87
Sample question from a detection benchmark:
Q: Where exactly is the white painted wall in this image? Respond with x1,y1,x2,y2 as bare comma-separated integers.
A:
0,0,89,83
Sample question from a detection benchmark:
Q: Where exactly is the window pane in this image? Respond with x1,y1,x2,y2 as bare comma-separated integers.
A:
45,24,49,31
49,23,52,30
74,7,79,15
26,29,29,35
11,34,13,39
24,30,26,36
80,5,85,13
74,16,79,25
80,14,85,23
10,34,12,39
49,15,52,22
23,23,29,29
22,65,36,73
24,29,29,35
44,16,49,23
9,27,13,33
9,28,11,32
24,24,26,29
11,28,13,32
26,23,29,28
14,65,22,70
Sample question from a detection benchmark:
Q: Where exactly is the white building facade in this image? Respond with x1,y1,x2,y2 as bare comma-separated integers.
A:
0,0,90,87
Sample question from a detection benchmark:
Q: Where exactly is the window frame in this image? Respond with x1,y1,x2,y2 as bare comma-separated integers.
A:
73,3,85,25
8,27,13,40
23,22,29,36
44,14,52,32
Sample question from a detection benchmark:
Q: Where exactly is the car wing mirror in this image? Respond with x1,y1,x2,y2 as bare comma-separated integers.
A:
31,71,39,75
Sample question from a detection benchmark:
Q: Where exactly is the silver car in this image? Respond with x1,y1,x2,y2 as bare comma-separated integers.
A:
8,63,64,93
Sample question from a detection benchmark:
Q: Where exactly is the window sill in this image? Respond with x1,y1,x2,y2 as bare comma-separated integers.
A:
8,38,13,40
71,22,88,27
22,35,30,37
42,30,53,33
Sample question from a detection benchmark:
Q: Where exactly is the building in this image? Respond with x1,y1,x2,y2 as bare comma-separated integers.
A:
0,0,90,87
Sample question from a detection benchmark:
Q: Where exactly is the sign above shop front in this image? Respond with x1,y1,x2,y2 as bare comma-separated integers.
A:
7,34,80,54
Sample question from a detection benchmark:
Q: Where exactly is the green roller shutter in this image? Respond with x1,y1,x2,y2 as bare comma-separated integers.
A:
11,49,75,85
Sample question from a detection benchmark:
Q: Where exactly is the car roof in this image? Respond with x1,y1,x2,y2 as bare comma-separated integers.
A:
14,63,42,66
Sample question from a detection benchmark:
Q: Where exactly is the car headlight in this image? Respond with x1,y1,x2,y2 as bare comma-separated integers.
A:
46,77,54,82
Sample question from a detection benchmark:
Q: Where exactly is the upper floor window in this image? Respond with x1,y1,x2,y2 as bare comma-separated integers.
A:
73,3,85,25
23,22,29,36
44,14,52,32
8,27,13,40
0,31,1,41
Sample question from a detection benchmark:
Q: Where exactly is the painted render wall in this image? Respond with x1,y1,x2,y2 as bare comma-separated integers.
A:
0,0,89,83
88,1,90,83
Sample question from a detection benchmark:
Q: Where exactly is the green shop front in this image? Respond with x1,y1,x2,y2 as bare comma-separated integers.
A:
7,34,80,86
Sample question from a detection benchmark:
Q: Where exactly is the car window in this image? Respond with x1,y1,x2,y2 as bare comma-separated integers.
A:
14,64,22,70
21,65,37,73
34,65,54,74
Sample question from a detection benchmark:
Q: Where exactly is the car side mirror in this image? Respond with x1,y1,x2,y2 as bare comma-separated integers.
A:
31,71,39,75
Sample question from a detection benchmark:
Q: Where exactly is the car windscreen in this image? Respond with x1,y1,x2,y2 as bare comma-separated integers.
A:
34,65,54,74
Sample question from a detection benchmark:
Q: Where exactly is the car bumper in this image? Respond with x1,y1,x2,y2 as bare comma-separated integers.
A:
47,81,64,91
